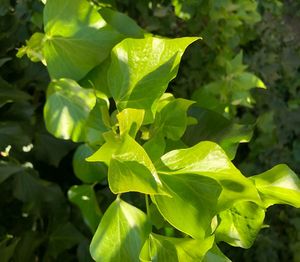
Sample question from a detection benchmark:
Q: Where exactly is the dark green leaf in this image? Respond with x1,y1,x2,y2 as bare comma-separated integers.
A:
68,185,102,233
73,144,107,183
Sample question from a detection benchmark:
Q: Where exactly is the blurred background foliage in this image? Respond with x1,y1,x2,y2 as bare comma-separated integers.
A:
0,0,300,261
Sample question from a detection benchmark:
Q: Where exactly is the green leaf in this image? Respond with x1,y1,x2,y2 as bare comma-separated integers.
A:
99,7,144,38
68,185,102,233
85,99,111,146
16,32,45,63
143,134,166,164
234,72,266,90
44,79,96,142
108,135,165,194
250,164,300,208
158,141,261,209
140,234,214,262
43,0,123,80
203,245,232,262
13,172,43,202
73,144,107,183
0,162,23,184
47,222,84,258
86,131,122,166
153,98,194,140
0,236,20,262
215,201,265,248
153,174,222,239
79,59,111,97
183,106,253,159
90,198,151,262
117,108,145,138
108,36,199,123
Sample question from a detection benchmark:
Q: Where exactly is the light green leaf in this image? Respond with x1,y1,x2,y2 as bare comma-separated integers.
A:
203,245,232,262
108,36,199,123
79,59,111,97
43,0,123,80
16,32,45,63
44,79,96,142
108,135,165,194
117,108,145,138
86,131,122,166
250,164,300,208
159,141,261,209
183,106,253,159
143,134,166,164
73,144,107,183
140,233,214,262
153,98,194,140
99,7,144,38
153,174,222,239
85,99,110,146
90,198,151,262
215,201,265,248
234,72,266,90
68,185,102,233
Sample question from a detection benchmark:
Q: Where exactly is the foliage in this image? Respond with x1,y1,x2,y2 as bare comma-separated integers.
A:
0,0,92,260
16,0,300,261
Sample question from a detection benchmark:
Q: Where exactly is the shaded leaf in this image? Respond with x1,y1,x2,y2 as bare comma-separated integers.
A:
183,106,253,159
68,185,102,233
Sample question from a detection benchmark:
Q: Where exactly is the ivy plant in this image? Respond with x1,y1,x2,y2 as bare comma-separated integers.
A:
18,0,300,261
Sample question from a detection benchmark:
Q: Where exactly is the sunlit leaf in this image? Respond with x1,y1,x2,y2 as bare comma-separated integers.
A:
153,174,221,239
90,198,151,262
140,233,214,262
250,164,300,208
108,36,199,123
44,79,96,142
158,141,261,209
216,201,265,248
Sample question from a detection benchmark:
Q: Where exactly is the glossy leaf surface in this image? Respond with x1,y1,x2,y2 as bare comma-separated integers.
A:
109,135,164,194
140,233,214,262
108,36,199,123
90,198,151,262
216,201,265,248
117,108,145,138
159,141,261,209
153,98,194,140
43,0,138,80
44,79,95,142
153,174,222,239
250,164,300,208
